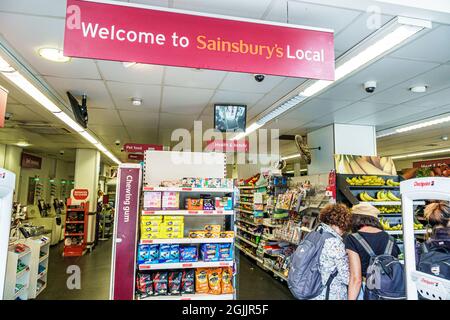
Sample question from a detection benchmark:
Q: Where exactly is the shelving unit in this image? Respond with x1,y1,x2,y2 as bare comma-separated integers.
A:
24,236,50,299
99,206,114,240
4,244,31,300
134,150,237,300
63,202,89,257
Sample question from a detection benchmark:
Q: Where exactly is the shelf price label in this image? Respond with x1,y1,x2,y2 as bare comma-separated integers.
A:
182,263,193,268
188,211,198,214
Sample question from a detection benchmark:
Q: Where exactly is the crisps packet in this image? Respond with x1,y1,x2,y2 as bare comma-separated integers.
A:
195,268,209,293
208,268,222,295
221,267,234,294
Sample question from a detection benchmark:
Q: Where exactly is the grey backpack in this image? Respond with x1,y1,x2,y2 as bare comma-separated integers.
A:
287,226,337,300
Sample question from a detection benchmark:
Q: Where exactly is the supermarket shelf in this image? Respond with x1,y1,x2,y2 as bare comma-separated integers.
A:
39,254,49,263
364,201,425,206
236,225,261,237
271,268,288,281
142,209,234,216
349,185,399,189
240,194,254,198
140,293,234,300
236,218,261,226
235,243,263,263
14,285,28,298
17,249,31,259
238,201,253,206
38,270,47,278
65,233,84,236
236,235,258,248
143,186,233,193
387,229,427,235
16,267,29,279
140,238,234,244
138,260,233,271
35,283,47,297
66,221,85,224
263,251,280,258
236,208,254,214
262,234,276,241
238,185,256,189
263,222,283,228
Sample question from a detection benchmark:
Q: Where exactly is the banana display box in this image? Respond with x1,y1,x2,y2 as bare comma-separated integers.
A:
358,190,401,202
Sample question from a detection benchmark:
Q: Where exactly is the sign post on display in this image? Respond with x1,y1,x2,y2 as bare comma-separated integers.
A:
110,164,142,300
123,143,163,153
63,0,335,80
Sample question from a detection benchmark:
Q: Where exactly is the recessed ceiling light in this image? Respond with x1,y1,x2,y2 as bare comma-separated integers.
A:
38,48,71,63
131,97,142,106
410,85,427,93
123,62,137,68
17,141,30,147
442,135,449,141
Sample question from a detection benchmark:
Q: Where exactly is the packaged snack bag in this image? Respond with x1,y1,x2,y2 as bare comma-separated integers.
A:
221,267,234,294
152,271,168,296
180,246,198,262
189,231,206,238
204,224,221,233
160,225,184,233
136,273,153,298
137,244,150,264
147,245,159,263
186,198,203,210
202,198,215,210
168,271,182,295
200,244,219,262
195,268,209,293
158,244,171,263
143,192,161,210
208,268,222,295
218,243,233,261
204,232,220,238
141,226,160,233
219,231,235,238
169,244,180,263
181,269,195,294
162,191,179,210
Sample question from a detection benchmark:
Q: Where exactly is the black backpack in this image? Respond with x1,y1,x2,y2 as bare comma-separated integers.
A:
418,242,450,280
353,233,406,300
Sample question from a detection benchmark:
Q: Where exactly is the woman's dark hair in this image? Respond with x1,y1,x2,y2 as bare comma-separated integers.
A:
319,203,352,232
351,214,384,233
424,202,450,227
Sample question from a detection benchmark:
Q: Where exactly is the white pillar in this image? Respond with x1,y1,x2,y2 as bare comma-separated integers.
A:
307,124,377,175
74,149,100,248
4,145,22,201
294,163,301,176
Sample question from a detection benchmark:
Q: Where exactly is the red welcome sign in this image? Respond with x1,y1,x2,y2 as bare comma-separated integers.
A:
124,143,163,153
73,189,89,200
205,140,249,152
63,0,335,80
0,86,8,128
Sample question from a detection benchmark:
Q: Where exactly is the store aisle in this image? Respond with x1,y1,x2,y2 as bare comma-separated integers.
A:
38,240,112,300
237,253,295,300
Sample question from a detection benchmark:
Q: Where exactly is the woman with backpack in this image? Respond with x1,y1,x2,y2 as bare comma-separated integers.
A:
310,203,352,300
345,203,402,300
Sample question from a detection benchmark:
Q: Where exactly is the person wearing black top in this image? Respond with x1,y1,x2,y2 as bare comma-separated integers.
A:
344,203,401,300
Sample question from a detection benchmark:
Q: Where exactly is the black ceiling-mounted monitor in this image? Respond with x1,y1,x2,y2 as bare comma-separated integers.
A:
214,104,247,132
67,91,88,128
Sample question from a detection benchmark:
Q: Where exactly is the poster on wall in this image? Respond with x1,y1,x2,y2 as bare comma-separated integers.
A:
21,153,42,169
63,0,335,80
334,154,397,175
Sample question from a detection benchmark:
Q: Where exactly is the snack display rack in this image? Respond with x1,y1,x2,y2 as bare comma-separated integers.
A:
134,151,237,300
24,236,50,298
63,202,89,257
4,243,31,300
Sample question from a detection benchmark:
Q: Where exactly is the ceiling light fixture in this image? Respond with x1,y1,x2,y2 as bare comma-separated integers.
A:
123,62,137,68
233,122,263,141
16,141,30,147
131,97,142,106
253,17,431,129
377,113,450,138
281,154,301,161
442,135,449,141
38,48,71,63
391,148,450,160
0,53,121,165
409,85,427,93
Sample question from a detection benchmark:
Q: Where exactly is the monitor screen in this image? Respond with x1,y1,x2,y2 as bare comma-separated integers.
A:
214,104,247,132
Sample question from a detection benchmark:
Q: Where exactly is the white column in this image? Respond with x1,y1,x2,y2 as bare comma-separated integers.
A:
307,124,377,174
294,162,301,176
74,149,100,248
4,145,22,201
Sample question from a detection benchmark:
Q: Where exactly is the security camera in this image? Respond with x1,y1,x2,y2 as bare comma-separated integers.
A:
115,140,121,146
364,81,377,93
4,112,12,120
59,150,65,156
120,148,124,152
254,74,265,82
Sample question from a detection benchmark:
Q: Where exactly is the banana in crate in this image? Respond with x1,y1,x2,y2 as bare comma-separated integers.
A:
358,190,400,202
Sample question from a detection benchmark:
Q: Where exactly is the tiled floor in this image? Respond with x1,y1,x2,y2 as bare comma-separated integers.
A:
38,240,294,300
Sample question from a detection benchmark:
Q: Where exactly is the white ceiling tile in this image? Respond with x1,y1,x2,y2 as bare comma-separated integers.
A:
403,87,450,109
5,104,45,122
263,0,287,23
44,77,114,109
0,0,66,17
88,109,123,126
334,101,400,124
118,110,159,128
161,86,214,114
173,0,272,19
89,125,130,141
164,67,227,89
390,26,450,63
219,73,285,94
0,13,100,79
97,60,164,85
106,81,161,112
288,2,361,33
130,0,169,7
159,113,197,129
335,13,393,53
283,98,353,122
127,127,158,144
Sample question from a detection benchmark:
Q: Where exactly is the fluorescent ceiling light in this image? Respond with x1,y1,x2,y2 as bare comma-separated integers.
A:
96,143,108,153
377,113,450,138
54,111,85,132
17,141,30,147
79,130,99,145
0,56,14,72
255,17,430,127
391,148,450,160
233,122,263,141
2,71,61,113
410,85,427,93
38,48,71,63
281,154,300,161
